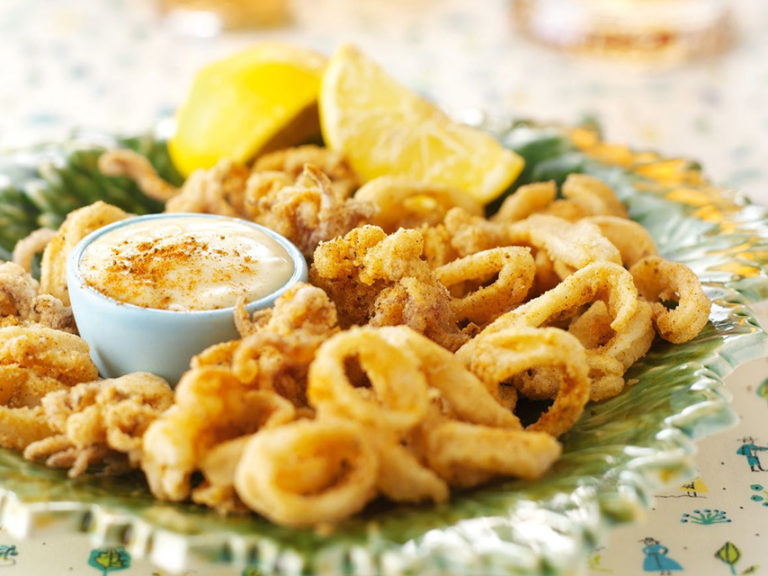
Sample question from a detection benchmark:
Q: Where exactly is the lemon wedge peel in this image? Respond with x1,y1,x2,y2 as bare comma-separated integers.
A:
169,42,327,177
319,44,524,204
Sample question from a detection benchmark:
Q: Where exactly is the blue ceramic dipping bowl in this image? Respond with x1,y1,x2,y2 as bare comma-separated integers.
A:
66,213,308,384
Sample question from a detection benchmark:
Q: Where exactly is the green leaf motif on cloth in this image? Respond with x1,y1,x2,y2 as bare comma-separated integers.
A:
88,547,131,575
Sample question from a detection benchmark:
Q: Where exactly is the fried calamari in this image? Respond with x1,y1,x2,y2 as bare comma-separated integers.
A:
0,365,66,451
39,201,129,305
11,228,56,274
630,255,711,344
99,147,373,259
1,147,714,531
355,176,483,233
0,324,100,452
98,149,180,202
141,366,296,503
235,418,378,527
248,164,373,259
0,262,75,332
230,283,339,406
310,225,469,348
253,145,360,198
0,325,98,386
24,372,173,477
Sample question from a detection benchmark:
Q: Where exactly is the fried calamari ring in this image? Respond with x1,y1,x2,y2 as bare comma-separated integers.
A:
0,365,65,451
434,247,535,326
376,326,521,429
0,262,76,332
443,207,513,256
420,223,459,268
0,262,40,319
234,418,378,528
584,215,658,268
40,201,129,305
559,173,628,218
567,300,616,349
592,299,655,371
369,431,449,503
583,353,626,403
369,276,467,352
460,261,640,360
98,149,180,202
630,255,711,343
141,367,295,501
253,144,360,199
491,181,557,223
0,405,55,452
468,327,590,437
307,327,430,432
458,262,639,406
12,228,56,274
192,435,252,513
419,420,562,487
355,176,483,233
191,340,240,369
568,297,656,401
514,297,655,403
507,214,622,279
0,325,98,385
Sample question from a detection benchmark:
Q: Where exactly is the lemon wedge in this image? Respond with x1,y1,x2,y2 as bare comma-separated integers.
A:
319,44,524,204
169,43,327,177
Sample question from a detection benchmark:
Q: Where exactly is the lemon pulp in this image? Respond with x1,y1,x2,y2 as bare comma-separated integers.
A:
319,44,524,204
170,43,327,177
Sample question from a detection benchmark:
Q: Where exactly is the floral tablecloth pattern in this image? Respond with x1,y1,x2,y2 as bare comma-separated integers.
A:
1,0,767,574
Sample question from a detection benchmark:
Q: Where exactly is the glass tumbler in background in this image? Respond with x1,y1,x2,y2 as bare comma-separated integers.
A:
512,0,734,65
158,0,291,36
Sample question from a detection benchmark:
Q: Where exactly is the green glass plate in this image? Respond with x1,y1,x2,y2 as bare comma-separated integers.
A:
0,121,766,575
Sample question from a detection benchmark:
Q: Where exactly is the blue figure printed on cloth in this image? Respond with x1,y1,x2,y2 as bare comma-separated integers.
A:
0,544,18,566
640,537,683,574
736,436,768,472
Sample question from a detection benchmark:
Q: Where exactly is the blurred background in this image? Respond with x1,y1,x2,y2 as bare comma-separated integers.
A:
0,0,766,203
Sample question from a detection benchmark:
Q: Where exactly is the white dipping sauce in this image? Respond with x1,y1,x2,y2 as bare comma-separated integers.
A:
79,216,295,311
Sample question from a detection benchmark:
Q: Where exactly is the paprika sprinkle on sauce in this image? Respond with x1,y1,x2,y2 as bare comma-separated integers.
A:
78,216,294,311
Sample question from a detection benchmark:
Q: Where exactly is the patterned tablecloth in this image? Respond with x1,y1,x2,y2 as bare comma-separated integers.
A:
1,1,767,574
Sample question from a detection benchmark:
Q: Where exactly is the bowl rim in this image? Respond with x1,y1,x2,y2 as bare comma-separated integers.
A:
66,211,308,317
